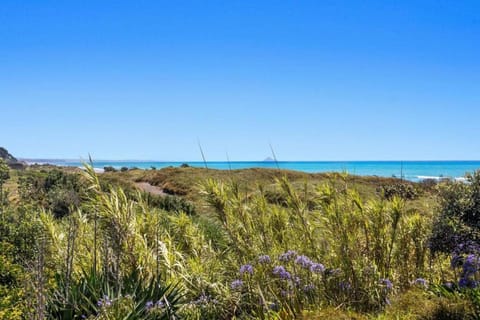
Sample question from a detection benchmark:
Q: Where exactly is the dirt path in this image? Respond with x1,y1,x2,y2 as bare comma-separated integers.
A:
135,182,167,196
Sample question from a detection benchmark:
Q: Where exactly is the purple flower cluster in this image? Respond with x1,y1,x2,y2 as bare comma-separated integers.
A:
451,249,480,289
295,255,313,268
279,250,297,262
258,255,271,264
273,265,292,280
310,263,325,273
460,254,479,288
145,299,165,311
414,278,427,288
231,279,244,290
380,278,393,290
193,293,218,306
97,295,112,308
240,264,254,275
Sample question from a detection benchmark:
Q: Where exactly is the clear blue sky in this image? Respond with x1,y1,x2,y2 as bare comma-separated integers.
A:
1,1,479,161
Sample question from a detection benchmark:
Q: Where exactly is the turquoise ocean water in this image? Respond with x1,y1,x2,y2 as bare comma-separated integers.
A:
31,160,480,182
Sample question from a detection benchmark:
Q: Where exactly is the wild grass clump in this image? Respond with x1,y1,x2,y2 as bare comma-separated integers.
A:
201,174,438,317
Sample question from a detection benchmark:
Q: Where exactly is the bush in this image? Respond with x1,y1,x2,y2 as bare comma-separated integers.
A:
17,169,86,218
380,183,419,200
142,192,196,215
180,163,190,168
104,166,117,172
430,171,480,255
120,167,129,172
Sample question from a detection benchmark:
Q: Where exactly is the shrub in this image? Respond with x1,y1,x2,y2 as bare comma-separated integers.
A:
17,169,86,218
380,183,419,200
430,171,480,255
142,192,196,215
103,166,117,172
180,163,190,168
120,166,129,172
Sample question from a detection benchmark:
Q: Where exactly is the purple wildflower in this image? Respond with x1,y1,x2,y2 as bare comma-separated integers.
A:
414,278,427,287
295,255,313,268
258,255,271,264
156,299,165,308
462,254,478,276
269,302,280,311
310,263,325,273
240,264,254,275
145,301,154,310
97,295,112,308
231,279,244,290
273,265,292,280
459,277,468,288
279,250,297,262
380,278,393,290
194,293,210,305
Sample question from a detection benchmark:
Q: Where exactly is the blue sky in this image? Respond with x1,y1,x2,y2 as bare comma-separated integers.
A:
1,0,479,161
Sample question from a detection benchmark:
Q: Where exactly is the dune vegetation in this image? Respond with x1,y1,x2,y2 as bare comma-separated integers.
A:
1,159,480,319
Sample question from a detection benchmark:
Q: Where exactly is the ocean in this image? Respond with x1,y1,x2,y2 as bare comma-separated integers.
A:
29,160,480,182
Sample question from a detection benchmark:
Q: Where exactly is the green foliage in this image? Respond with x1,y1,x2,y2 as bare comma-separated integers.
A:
103,166,117,172
0,159,9,187
0,204,43,319
201,175,436,316
120,167,129,172
380,183,419,200
142,192,196,215
49,268,182,319
0,163,472,319
17,169,86,218
430,170,480,254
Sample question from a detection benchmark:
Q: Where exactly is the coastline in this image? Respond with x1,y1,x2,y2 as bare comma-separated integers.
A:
25,159,480,182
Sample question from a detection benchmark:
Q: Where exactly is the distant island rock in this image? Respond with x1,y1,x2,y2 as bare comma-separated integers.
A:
263,157,275,162
0,147,26,169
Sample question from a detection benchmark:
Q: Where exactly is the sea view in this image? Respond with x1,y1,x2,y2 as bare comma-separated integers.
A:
32,159,480,182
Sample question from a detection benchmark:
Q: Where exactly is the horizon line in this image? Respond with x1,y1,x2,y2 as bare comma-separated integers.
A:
21,158,480,163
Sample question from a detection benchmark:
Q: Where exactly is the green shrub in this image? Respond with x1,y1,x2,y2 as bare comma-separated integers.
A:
142,192,196,215
430,171,480,254
17,169,86,218
380,183,419,200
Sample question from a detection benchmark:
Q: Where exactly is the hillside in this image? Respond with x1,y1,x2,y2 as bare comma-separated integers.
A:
0,147,25,169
